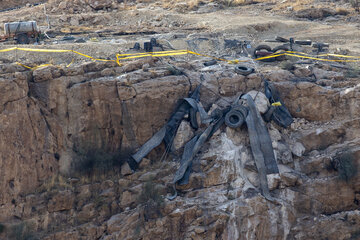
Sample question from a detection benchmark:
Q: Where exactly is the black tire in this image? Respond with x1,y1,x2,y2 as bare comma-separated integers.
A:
294,40,312,46
16,33,30,44
144,42,153,52
225,109,246,128
234,65,254,76
272,45,289,61
132,42,140,50
231,105,248,119
275,36,289,42
253,45,275,62
203,59,217,66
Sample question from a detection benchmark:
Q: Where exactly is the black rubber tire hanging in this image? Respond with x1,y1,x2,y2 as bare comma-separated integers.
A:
225,109,245,128
234,65,254,76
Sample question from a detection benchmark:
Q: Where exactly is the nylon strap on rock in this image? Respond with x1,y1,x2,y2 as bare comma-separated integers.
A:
243,94,278,201
168,109,226,200
128,126,167,170
168,121,217,200
128,85,210,170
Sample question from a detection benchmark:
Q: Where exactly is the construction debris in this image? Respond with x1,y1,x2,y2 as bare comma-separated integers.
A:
129,76,294,201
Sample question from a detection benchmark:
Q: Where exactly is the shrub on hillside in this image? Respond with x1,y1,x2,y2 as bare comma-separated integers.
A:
331,151,357,182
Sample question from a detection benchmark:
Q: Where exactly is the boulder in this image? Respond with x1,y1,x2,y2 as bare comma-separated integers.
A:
47,190,75,212
33,65,63,82
293,66,312,78
246,73,262,90
173,121,194,151
267,173,281,190
312,67,344,81
121,163,133,176
218,74,246,96
290,142,306,157
246,90,270,114
267,69,294,82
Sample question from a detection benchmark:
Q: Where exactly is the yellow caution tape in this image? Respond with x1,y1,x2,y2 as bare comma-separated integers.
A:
3,47,360,70
0,47,17,53
0,47,118,65
66,58,75,68
15,62,33,69
116,50,189,60
117,49,189,56
271,102,282,107
283,52,360,62
16,62,53,70
283,51,360,59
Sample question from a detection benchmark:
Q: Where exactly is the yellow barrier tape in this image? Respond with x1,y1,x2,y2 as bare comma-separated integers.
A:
3,46,360,70
284,53,360,62
249,51,360,62
66,58,75,68
0,47,17,53
271,102,282,107
269,51,360,62
326,53,360,59
17,47,71,53
117,50,188,56
116,51,189,60
284,51,360,59
15,62,32,69
16,62,53,70
0,47,118,65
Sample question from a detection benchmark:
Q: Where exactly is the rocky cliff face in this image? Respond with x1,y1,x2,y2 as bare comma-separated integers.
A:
0,58,359,240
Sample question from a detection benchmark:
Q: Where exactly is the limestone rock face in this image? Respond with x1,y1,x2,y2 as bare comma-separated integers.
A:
273,81,360,121
0,60,360,240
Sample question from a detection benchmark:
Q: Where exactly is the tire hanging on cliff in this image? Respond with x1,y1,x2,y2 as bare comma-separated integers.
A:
224,105,248,129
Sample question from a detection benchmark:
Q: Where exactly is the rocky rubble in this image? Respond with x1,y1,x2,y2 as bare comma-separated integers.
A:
0,58,359,240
